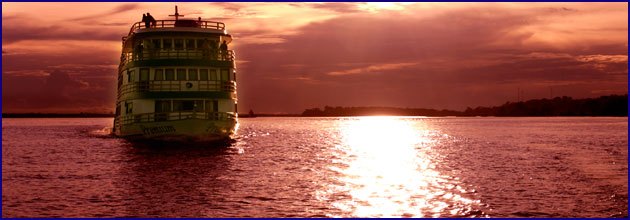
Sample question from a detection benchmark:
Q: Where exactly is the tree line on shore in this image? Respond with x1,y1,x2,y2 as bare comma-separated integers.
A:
301,94,628,117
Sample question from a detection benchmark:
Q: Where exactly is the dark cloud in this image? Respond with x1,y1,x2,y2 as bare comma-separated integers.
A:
2,44,118,113
1,21,123,45
2,70,116,113
69,3,140,21
233,7,627,113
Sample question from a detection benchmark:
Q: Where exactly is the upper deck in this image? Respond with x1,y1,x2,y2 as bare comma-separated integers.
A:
123,19,228,42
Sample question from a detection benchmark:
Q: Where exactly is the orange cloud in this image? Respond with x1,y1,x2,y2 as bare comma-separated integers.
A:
328,62,418,76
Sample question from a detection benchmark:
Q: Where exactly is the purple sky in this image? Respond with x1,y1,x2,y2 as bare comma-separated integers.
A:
2,2,627,113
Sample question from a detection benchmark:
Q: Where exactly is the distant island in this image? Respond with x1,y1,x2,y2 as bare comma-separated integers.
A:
301,94,628,117
2,113,115,118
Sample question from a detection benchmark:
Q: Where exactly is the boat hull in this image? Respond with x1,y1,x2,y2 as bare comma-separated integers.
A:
115,118,237,142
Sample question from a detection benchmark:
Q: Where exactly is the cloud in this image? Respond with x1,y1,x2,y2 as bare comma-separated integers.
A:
307,3,366,13
328,62,418,76
69,3,141,21
2,23,122,45
1,2,626,113
209,2,259,18
2,69,116,113
233,5,627,112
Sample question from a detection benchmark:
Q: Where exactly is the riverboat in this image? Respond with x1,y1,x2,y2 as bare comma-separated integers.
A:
113,6,238,141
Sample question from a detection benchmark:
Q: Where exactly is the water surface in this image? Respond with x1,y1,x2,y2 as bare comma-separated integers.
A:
2,117,627,217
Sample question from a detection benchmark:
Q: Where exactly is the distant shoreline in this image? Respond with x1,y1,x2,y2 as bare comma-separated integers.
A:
3,94,626,118
2,113,115,118
301,94,628,117
2,114,626,118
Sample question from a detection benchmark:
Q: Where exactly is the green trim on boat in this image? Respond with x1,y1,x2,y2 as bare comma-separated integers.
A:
119,91,235,101
124,59,234,69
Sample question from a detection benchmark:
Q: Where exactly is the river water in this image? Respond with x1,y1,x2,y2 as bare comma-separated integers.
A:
2,117,627,217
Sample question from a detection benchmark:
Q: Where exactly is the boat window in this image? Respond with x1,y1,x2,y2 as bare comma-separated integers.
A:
186,39,195,50
182,101,194,111
195,100,204,112
155,100,171,112
210,69,217,81
205,100,213,112
221,69,229,81
125,102,133,114
173,100,183,111
196,39,204,50
163,39,173,50
188,69,198,81
128,70,135,83
154,69,164,81
199,69,208,80
165,69,175,80
174,39,184,50
177,69,186,81
152,39,162,49
140,68,149,81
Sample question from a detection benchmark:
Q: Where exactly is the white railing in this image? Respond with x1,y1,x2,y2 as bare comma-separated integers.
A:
120,49,234,67
117,81,236,98
124,20,225,39
116,111,236,126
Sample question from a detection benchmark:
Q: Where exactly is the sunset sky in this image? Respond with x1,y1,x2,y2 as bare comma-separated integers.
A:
2,2,628,114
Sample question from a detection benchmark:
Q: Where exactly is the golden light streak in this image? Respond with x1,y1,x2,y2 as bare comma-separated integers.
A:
317,117,483,217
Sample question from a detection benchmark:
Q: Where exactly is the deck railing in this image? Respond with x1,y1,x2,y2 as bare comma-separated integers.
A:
125,20,225,39
120,49,234,67
116,111,236,126
118,80,236,98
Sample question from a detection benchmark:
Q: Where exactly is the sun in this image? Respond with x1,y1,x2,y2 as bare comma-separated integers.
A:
363,2,412,11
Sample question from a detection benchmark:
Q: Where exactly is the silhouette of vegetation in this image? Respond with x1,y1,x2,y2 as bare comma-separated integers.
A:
302,94,628,117
302,106,460,117
2,113,115,118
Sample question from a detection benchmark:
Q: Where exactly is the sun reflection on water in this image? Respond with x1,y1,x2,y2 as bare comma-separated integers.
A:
318,117,484,218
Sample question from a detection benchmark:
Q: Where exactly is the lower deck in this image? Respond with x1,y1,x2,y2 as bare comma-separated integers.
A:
114,114,237,142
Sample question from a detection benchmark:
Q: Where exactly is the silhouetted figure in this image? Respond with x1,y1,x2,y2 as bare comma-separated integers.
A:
147,12,156,27
220,40,228,60
249,109,255,118
142,13,150,28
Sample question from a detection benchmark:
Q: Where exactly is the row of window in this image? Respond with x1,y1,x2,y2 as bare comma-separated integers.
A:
116,99,221,116
120,68,232,85
137,38,222,51
155,100,218,113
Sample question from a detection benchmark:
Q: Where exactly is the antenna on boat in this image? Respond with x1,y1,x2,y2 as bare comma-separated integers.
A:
169,5,185,21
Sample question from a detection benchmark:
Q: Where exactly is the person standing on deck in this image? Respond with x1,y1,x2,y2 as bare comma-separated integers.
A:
147,13,156,27
142,14,149,28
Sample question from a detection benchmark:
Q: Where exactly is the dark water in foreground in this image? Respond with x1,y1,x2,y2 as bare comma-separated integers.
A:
2,117,627,218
